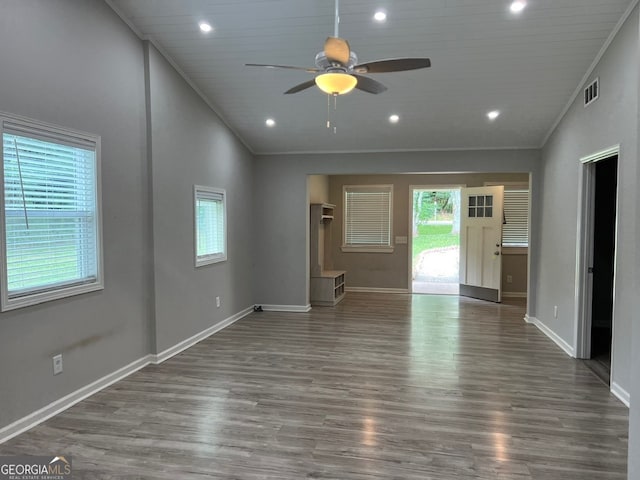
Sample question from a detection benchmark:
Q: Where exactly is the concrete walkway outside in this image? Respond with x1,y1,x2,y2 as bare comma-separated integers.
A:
412,246,459,295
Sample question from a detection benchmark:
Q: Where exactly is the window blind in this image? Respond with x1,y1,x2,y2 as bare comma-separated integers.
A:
196,189,225,261
502,189,529,246
344,186,392,246
3,131,98,297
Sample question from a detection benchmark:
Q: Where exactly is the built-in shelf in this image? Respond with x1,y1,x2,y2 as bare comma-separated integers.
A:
310,203,346,306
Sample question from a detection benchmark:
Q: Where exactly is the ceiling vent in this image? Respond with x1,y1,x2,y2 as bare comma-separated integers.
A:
584,78,599,107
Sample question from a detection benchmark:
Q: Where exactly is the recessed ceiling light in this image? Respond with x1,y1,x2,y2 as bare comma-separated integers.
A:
374,10,387,22
265,118,276,127
389,114,400,124
198,21,213,33
510,1,527,14
487,110,500,121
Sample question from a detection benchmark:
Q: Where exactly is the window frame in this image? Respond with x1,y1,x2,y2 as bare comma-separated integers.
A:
193,185,227,267
485,181,530,249
341,184,394,253
0,111,103,311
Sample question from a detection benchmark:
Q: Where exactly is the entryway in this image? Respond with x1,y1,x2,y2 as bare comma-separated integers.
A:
576,149,619,386
410,188,461,295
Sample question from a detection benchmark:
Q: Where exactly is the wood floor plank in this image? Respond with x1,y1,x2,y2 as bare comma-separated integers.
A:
0,294,628,479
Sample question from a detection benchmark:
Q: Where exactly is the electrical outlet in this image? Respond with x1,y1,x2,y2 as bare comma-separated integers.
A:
506,275,513,284
216,296,221,308
554,306,558,319
53,354,63,375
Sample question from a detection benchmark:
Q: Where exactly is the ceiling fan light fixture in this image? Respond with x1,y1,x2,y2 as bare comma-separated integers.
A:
315,73,358,95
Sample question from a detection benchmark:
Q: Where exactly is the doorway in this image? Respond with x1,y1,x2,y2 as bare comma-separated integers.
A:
587,155,618,383
410,188,461,294
576,150,619,386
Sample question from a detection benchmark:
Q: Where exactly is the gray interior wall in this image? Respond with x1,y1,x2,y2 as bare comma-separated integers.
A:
535,7,638,396
327,173,529,290
146,44,254,353
0,0,151,427
628,13,640,479
253,150,539,308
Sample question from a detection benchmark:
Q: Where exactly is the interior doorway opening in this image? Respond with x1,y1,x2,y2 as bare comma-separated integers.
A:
410,188,461,295
576,149,619,387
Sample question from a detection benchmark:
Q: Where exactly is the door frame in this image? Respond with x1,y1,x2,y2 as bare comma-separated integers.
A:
408,185,464,293
574,145,620,363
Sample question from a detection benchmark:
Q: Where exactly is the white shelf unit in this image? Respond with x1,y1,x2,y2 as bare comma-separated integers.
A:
310,203,346,306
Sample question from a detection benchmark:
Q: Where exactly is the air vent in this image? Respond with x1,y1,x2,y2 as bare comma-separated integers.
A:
584,78,599,107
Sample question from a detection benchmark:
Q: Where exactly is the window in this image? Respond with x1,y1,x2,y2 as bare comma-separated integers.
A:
194,186,226,266
502,189,529,247
468,194,494,218
343,185,393,252
0,113,102,311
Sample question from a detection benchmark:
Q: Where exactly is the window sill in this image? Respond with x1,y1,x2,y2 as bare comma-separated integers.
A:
341,246,394,254
2,281,104,312
195,254,227,267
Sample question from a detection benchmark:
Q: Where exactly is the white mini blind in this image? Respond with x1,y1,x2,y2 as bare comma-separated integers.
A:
195,187,226,265
2,131,98,297
503,189,529,246
344,186,392,246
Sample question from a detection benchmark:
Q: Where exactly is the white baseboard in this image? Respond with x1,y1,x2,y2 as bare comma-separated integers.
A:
611,381,630,407
0,355,151,444
345,287,409,294
151,306,254,364
0,306,254,445
524,316,575,357
260,304,312,313
502,292,527,298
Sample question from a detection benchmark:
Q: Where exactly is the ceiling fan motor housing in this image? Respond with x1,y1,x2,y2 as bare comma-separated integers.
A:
315,51,358,72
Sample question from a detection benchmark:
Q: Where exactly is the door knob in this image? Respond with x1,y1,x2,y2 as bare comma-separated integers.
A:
494,251,500,256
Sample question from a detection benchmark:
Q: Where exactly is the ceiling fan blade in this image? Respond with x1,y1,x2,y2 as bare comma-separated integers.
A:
354,58,431,74
324,36,351,65
353,75,388,94
284,79,317,94
246,63,319,73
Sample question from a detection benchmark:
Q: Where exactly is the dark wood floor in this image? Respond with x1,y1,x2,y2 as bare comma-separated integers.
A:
0,294,628,479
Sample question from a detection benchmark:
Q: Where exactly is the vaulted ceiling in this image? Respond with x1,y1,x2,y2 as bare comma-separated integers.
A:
108,0,633,154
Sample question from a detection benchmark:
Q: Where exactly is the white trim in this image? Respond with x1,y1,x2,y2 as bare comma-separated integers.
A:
541,0,639,147
256,146,539,156
574,148,619,362
261,304,312,313
502,292,527,298
0,306,254,444
0,112,104,312
193,185,227,267
341,246,394,253
525,316,575,357
150,306,253,364
0,355,151,445
580,145,621,164
346,287,409,294
610,381,630,407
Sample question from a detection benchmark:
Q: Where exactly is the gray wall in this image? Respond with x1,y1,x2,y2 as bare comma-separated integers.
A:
535,8,638,397
0,0,151,427
253,150,540,308
327,173,529,291
146,44,254,353
627,11,640,479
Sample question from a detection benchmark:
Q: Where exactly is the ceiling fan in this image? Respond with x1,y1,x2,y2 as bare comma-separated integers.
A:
246,0,431,96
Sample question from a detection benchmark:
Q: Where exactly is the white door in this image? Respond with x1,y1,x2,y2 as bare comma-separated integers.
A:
459,186,504,302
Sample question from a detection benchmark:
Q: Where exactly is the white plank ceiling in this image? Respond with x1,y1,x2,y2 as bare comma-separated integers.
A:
108,0,634,154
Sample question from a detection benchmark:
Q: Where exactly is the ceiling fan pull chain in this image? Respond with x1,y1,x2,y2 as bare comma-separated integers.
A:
326,94,331,128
